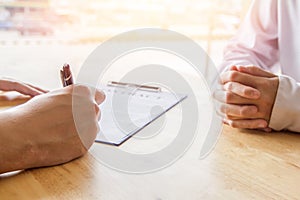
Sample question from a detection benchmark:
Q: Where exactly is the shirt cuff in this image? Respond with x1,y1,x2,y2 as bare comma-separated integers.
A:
269,75,300,132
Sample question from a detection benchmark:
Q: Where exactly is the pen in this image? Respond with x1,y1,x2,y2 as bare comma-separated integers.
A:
60,63,74,87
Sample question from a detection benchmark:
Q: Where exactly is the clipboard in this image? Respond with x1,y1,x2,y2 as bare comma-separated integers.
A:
96,81,187,146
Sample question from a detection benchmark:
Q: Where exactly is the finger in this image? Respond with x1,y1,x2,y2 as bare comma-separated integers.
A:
222,118,229,125
214,89,255,104
219,103,258,118
25,83,49,93
94,89,106,105
221,70,261,88
229,65,238,71
236,66,276,78
223,81,260,99
225,115,243,120
223,118,268,129
0,79,44,96
1,77,48,93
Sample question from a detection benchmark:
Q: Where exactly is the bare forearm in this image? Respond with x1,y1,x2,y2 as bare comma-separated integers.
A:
0,110,34,174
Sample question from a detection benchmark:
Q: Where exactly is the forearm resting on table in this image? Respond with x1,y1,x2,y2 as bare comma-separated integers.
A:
0,109,35,174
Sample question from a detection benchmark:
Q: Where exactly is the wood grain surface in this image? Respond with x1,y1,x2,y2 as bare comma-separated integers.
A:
0,94,300,200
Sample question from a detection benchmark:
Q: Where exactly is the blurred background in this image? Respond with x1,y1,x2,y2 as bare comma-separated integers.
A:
0,0,252,89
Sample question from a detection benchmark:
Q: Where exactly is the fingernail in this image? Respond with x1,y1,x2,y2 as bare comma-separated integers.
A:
251,90,260,98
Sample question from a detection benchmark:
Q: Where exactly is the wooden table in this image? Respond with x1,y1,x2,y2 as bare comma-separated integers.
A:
0,97,300,200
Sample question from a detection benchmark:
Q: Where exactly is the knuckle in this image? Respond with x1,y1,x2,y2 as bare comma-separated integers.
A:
95,90,106,104
228,71,238,81
74,85,92,96
224,82,233,91
225,92,233,103
225,114,232,119
220,72,228,84
230,121,238,128
220,104,227,114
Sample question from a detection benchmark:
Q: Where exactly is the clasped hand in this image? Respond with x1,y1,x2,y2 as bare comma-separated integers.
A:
214,66,279,131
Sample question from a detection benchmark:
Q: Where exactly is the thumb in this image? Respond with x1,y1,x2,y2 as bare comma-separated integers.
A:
95,89,106,105
236,66,276,78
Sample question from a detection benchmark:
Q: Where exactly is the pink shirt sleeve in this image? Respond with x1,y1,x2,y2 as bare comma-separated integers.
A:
219,0,279,72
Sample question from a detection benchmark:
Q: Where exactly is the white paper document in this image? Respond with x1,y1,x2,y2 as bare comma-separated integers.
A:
96,83,187,146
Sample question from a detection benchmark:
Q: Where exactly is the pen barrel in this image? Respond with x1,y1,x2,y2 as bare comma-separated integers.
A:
61,64,74,87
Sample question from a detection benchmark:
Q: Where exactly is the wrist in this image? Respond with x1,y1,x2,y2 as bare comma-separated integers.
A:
265,76,279,123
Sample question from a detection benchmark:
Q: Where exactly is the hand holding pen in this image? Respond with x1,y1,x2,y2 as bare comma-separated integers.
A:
59,62,105,148
0,64,105,174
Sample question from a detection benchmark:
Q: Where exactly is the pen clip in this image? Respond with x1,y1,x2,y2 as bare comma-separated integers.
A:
107,81,161,92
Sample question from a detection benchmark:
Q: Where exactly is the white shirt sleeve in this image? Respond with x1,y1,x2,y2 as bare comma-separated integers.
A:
269,75,300,132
